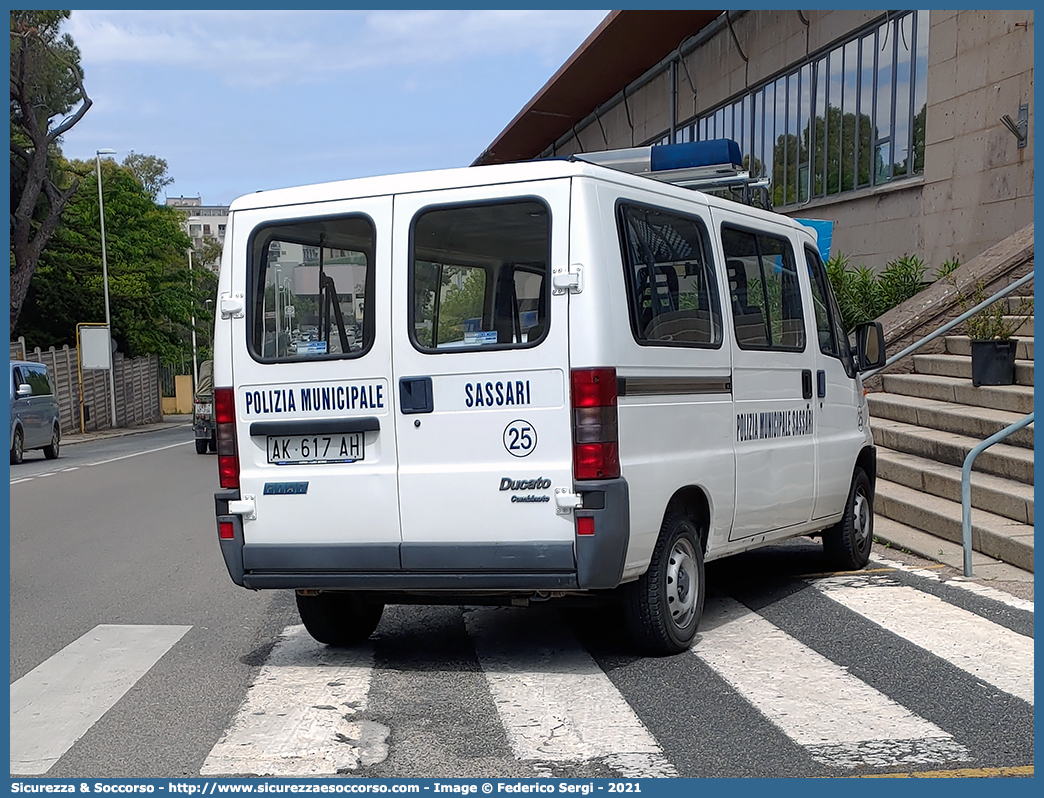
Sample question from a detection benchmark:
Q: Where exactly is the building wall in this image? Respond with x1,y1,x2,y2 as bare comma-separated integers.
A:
553,10,1033,272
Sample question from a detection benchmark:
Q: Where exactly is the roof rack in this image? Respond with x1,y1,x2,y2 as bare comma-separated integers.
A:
570,139,771,209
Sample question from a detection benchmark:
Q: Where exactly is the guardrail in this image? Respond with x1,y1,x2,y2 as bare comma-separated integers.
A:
961,412,1034,577
860,271,1034,576
863,271,1034,380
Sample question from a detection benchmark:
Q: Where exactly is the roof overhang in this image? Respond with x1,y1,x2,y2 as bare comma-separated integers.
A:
474,9,723,166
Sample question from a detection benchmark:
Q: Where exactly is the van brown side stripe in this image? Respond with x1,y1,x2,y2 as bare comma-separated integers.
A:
617,376,732,396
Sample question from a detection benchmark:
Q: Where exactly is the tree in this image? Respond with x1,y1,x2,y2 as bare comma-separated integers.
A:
10,10,92,333
14,157,196,363
123,151,174,201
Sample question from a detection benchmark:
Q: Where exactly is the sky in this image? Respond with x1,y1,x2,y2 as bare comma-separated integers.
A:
57,9,609,207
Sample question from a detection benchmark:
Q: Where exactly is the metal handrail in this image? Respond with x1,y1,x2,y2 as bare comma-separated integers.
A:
961,412,1034,577
860,270,1034,576
863,271,1034,380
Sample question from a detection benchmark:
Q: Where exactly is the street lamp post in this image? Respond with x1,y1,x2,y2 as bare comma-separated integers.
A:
188,247,198,389
95,148,119,428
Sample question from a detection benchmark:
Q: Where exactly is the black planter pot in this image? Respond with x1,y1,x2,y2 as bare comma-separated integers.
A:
970,338,1017,387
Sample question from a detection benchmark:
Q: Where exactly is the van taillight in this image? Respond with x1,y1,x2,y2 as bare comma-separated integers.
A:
570,368,619,480
215,387,239,489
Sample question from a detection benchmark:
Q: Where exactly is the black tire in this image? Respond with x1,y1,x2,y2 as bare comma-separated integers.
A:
296,591,384,646
43,425,60,459
208,436,217,453
823,467,874,571
195,439,209,455
11,427,24,465
623,509,705,655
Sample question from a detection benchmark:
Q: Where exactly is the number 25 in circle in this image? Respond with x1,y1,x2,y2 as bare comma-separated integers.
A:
503,420,537,457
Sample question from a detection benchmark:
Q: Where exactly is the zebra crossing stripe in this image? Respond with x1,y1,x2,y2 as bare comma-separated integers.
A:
9,624,191,776
869,553,1035,614
693,596,970,770
465,607,678,778
201,625,384,777
810,574,1034,706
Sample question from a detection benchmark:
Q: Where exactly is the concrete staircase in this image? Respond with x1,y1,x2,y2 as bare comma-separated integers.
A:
868,295,1034,574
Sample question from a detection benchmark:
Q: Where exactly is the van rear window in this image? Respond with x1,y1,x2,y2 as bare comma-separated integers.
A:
410,200,550,352
247,214,375,362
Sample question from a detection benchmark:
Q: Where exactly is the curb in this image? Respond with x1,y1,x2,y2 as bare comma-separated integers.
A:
62,417,192,446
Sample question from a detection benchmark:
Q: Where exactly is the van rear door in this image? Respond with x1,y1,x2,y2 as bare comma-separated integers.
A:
390,180,576,581
228,198,402,569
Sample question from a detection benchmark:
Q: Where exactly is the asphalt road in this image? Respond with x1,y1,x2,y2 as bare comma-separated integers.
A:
8,427,1035,779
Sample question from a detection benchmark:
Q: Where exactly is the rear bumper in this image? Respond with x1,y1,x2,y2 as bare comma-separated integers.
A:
214,478,629,594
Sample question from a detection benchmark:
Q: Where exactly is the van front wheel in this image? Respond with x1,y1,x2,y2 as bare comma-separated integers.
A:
296,591,384,646
823,467,873,571
623,510,705,655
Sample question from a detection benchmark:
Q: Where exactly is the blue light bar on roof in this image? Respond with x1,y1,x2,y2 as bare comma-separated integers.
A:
650,139,743,172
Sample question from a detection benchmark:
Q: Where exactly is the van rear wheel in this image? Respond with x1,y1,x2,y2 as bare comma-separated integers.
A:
43,426,60,459
195,439,209,454
823,467,873,571
623,509,705,655
296,591,384,646
11,428,23,465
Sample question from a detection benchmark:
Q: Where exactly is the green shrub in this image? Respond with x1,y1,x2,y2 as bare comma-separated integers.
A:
826,252,934,332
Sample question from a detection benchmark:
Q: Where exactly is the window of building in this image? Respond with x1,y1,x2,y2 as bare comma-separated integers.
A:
617,203,722,346
677,10,928,207
410,200,550,352
722,226,804,350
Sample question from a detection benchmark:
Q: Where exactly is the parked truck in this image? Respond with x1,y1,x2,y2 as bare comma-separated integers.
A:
193,360,216,454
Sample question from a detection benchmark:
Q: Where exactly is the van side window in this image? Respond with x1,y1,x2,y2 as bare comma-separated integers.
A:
618,203,722,347
805,245,855,376
248,215,375,362
410,200,549,352
721,226,805,350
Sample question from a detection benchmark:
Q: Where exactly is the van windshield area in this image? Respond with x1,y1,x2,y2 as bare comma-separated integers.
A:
410,200,550,352
248,215,375,362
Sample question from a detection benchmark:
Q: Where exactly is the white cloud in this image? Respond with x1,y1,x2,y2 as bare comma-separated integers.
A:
64,10,606,87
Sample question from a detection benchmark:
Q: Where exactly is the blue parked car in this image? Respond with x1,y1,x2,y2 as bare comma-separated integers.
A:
10,360,61,464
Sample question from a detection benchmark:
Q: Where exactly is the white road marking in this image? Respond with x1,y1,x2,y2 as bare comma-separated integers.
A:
201,626,385,777
693,596,969,769
10,624,191,775
811,574,1034,706
10,440,192,484
465,607,678,778
84,439,193,467
870,553,1035,614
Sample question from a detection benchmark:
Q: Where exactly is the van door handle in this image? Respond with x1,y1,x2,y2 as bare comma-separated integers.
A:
817,370,827,398
801,369,813,400
399,376,433,414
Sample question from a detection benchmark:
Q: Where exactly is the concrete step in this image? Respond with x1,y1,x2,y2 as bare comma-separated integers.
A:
872,515,1032,581
945,335,1033,361
870,417,1034,484
876,446,1034,524
1001,295,1034,314
1001,315,1034,337
912,353,1034,386
867,392,1034,448
874,479,1034,572
879,373,1034,414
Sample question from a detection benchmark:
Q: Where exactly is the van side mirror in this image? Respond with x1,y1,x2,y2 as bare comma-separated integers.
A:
16,383,32,397
853,321,886,371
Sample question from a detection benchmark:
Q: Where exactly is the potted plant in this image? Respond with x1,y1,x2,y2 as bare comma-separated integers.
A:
954,278,1033,387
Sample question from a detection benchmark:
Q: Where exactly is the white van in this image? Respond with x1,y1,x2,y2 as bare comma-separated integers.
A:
211,141,885,654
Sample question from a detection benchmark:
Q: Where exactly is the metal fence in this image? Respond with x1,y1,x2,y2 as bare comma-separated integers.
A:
10,337,163,433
